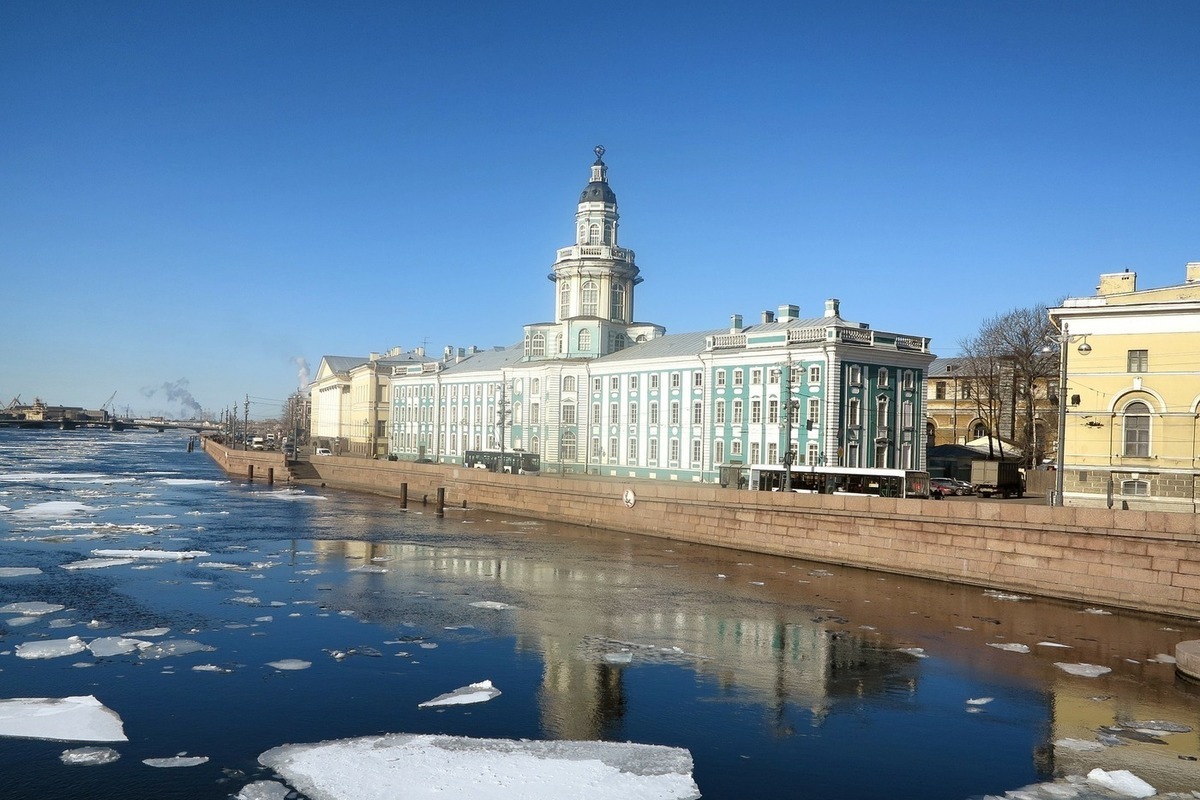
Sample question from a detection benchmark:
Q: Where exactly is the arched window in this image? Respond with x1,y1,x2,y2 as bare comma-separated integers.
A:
732,399,744,424
588,224,600,244
559,283,571,319
1123,401,1151,457
848,398,861,427
578,224,586,243
563,375,576,392
615,334,626,351
578,329,591,351
531,434,540,454
901,400,913,429
561,430,577,461
531,333,545,357
848,365,862,386
926,421,936,446
972,422,988,439
581,281,599,316
611,283,625,321
604,222,613,244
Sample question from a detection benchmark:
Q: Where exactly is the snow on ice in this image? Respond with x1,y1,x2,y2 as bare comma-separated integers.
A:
0,696,127,742
1086,768,1155,798
470,601,515,610
418,680,502,708
1055,662,1113,678
8,501,96,519
258,733,701,800
87,637,149,657
267,659,312,671
16,637,88,660
143,754,209,767
60,746,121,765
987,642,1031,654
0,567,42,577
61,558,136,570
91,548,209,560
2,601,65,615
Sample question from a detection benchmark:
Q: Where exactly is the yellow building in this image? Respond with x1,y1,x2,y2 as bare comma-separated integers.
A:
1049,262,1200,511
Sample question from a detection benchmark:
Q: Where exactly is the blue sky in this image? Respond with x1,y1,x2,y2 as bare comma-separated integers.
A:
2,1,1197,419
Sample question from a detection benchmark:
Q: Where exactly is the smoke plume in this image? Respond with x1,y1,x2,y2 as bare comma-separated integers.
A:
293,356,311,388
141,378,204,418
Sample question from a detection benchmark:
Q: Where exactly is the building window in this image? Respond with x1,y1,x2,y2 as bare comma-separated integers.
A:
592,377,601,392
561,403,576,425
902,400,913,429
579,329,591,352
615,334,626,351
715,399,726,424
767,442,778,464
630,375,639,390
732,399,743,424
1122,401,1151,457
750,442,760,463
1128,349,1148,373
669,439,680,464
530,403,539,424
650,374,660,390
1121,479,1149,496
592,402,600,421
769,369,780,385
629,403,638,425
559,283,571,319
648,438,658,463
628,437,638,462
531,434,539,454
649,401,659,425
716,371,726,388
531,333,545,357
733,370,744,387
903,370,915,391
807,442,819,465
693,372,703,388
935,381,947,400
610,376,619,391
768,399,779,424
876,396,889,428
849,365,862,386
588,224,600,244
609,402,618,421
848,398,861,427
808,398,820,428
671,373,681,389
714,439,725,464
561,431,577,461
609,436,618,462
878,368,889,387
556,333,564,354
691,439,702,465
611,283,626,322
751,368,762,385
532,378,540,394
692,400,703,424
670,401,681,425
563,376,576,392
582,281,599,316
731,439,742,456
809,365,821,384
751,400,762,424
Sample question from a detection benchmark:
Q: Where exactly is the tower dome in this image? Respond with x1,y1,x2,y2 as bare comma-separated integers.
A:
579,145,617,204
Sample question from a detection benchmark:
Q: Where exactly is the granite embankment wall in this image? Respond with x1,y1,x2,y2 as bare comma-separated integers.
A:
202,440,1200,619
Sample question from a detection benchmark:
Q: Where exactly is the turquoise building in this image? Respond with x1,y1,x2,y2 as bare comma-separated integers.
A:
390,149,934,480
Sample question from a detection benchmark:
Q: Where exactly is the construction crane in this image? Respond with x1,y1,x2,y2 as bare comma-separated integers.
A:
100,392,117,416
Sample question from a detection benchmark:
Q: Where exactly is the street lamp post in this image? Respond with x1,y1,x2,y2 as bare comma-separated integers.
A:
1047,321,1091,507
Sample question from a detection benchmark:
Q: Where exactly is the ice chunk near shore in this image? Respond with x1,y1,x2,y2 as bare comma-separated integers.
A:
237,780,292,800
470,600,514,610
259,733,701,800
0,696,127,742
987,642,1031,654
419,680,502,708
1055,662,1112,678
16,637,88,659
0,567,42,577
1086,768,1155,798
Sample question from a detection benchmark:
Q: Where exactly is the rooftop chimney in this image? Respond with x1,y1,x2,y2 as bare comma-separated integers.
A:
761,310,775,324
1097,270,1136,296
730,314,743,333
777,304,799,321
1186,262,1200,284
443,345,453,361
824,298,840,318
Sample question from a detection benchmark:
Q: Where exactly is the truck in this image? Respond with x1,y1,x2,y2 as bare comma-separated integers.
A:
970,459,1024,499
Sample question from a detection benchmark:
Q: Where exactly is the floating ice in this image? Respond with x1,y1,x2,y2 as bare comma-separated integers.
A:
983,590,1031,601
87,637,148,657
91,548,208,560
61,746,121,765
2,601,65,615
6,616,39,626
895,647,927,658
1036,641,1072,648
198,562,246,570
604,651,634,664
61,558,135,570
1082,607,1113,615
1054,737,1105,751
1149,653,1177,664
470,601,514,610
258,733,700,800
236,780,292,800
16,637,88,659
157,478,227,486
419,680,502,708
1055,662,1112,678
143,755,209,767
124,627,170,637
965,697,993,706
0,696,127,742
348,565,387,573
10,501,95,519
192,664,232,673
267,659,312,671
1086,768,1155,797
138,639,215,660
987,642,1030,654
0,567,42,577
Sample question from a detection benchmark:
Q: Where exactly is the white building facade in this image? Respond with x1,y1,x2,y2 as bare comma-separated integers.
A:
389,149,935,480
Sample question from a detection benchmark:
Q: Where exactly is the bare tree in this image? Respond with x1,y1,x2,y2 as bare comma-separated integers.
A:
958,304,1058,465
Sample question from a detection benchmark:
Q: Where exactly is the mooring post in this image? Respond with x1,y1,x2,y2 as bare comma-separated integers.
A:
400,483,408,509
267,467,274,485
436,487,445,517
247,464,254,482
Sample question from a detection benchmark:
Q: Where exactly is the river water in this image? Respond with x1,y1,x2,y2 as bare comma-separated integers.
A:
2,427,1200,799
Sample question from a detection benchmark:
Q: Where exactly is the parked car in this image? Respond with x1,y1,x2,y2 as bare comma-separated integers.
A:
314,447,332,456
931,477,968,497
948,478,974,495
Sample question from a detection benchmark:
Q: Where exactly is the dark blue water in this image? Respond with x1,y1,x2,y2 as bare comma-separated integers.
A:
3,428,1200,799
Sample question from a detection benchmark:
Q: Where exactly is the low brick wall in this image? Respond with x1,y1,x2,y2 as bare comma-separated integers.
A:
201,438,288,484
203,442,1200,619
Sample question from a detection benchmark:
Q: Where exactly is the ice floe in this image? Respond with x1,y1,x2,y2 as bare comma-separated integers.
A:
9,501,96,518
236,780,292,800
0,695,127,742
267,659,312,671
91,548,209,560
895,647,928,658
138,639,216,660
987,642,1031,654
157,478,228,486
2,601,65,615
1055,662,1112,678
348,565,387,573
470,600,515,610
16,637,88,659
1054,738,1106,752
60,745,121,765
87,637,149,657
143,754,209,767
258,733,701,800
965,697,993,706
61,558,135,570
418,680,502,708
983,589,1031,601
124,627,170,637
0,567,42,577
1086,768,1155,798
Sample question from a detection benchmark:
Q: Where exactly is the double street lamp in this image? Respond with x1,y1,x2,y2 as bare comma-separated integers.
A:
1045,321,1091,507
